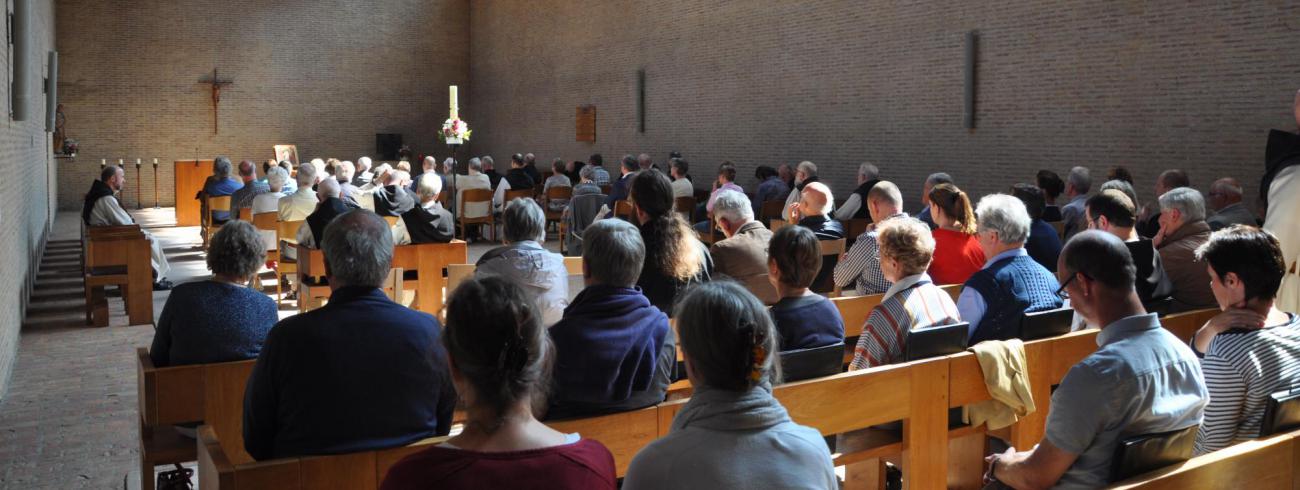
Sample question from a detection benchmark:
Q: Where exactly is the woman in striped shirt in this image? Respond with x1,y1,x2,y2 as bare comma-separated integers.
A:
850,217,963,370
1191,225,1300,455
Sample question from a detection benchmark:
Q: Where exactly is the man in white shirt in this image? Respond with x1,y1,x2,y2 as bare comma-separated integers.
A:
82,166,172,290
279,163,319,222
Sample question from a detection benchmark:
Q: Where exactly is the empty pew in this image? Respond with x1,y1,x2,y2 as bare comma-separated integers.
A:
83,224,154,326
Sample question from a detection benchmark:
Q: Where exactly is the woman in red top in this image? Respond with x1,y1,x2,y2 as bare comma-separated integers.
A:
380,276,616,490
927,183,986,285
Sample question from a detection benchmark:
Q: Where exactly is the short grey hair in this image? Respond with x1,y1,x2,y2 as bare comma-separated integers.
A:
583,219,645,287
336,161,356,181
579,164,598,182
468,157,483,172
266,166,289,191
796,160,818,177
975,193,1032,244
1211,178,1243,198
357,156,372,170
296,162,318,187
858,163,880,180
442,158,455,173
317,177,341,200
1068,166,1092,193
206,220,266,279
416,172,443,201
482,155,495,168
502,198,546,243
1099,179,1138,209
867,180,903,208
321,210,393,288
213,156,232,178
711,189,754,224
1158,187,1207,222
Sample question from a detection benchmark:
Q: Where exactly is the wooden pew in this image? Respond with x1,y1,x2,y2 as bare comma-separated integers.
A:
296,241,467,316
1160,308,1218,341
137,347,254,490
1108,426,1300,489
83,224,153,326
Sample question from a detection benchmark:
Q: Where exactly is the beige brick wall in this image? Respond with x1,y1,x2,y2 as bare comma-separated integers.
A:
468,1,1300,211
0,0,58,397
54,0,470,211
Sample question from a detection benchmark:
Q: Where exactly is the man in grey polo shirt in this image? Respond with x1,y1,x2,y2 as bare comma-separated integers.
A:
984,231,1208,489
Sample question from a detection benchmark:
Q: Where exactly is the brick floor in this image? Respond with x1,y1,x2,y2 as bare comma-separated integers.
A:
0,208,563,489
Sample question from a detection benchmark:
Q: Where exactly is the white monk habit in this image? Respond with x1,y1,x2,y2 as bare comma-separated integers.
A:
87,194,171,280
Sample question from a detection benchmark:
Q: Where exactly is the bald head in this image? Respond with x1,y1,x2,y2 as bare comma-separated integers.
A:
1209,177,1243,211
238,160,256,180
317,177,341,201
800,181,834,217
1059,230,1136,293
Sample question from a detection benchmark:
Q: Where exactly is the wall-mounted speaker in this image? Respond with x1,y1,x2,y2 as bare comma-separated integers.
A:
376,133,402,160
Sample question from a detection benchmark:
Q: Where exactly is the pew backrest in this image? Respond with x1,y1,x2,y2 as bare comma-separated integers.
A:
1160,308,1219,342
1110,425,1199,482
1109,426,1300,489
1260,388,1300,437
904,322,970,361
832,293,885,338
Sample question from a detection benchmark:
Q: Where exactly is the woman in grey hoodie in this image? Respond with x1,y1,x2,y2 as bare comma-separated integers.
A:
622,281,838,490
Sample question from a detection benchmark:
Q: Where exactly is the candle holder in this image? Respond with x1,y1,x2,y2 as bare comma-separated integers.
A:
135,158,143,210
152,158,160,209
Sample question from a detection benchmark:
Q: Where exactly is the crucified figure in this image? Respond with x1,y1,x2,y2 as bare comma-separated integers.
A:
198,68,234,134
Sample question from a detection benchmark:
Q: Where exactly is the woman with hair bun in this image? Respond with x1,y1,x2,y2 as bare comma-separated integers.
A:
381,276,615,490
622,282,837,490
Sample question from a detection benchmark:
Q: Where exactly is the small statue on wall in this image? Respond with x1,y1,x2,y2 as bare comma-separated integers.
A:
52,103,70,154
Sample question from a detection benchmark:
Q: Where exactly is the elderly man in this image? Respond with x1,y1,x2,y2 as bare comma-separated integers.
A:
481,155,502,190
709,190,777,304
1137,169,1191,238
753,165,789,217
1154,187,1217,312
1060,166,1092,240
985,230,1206,489
605,154,639,210
547,218,675,420
200,156,243,223
915,172,954,229
1086,189,1174,308
585,153,611,186
958,194,1062,345
334,161,362,209
637,152,657,172
669,158,694,198
834,181,907,296
833,163,881,221
83,165,172,290
393,173,455,245
279,163,318,222
475,199,568,326
562,165,607,256
781,161,825,221
230,159,269,212
778,162,795,189
369,169,415,217
243,210,456,460
522,152,542,183
1206,177,1257,230
787,181,844,293
353,156,373,187
296,178,349,249
456,157,493,219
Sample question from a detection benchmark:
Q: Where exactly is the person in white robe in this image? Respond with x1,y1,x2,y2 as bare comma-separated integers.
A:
83,166,171,289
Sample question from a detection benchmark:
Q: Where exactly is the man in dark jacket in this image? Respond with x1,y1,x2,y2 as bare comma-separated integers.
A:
787,181,844,293
394,173,454,245
547,219,675,420
243,210,456,460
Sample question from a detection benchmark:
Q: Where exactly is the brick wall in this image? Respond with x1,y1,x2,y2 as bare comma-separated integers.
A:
54,0,470,211
468,1,1300,212
0,0,58,398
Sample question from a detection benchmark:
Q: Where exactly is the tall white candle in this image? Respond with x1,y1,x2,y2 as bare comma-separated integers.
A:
449,85,459,120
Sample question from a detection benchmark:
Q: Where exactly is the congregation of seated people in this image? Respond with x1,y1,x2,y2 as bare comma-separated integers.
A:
94,142,1300,489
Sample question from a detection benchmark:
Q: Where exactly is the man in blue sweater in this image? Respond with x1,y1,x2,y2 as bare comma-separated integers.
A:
546,219,676,420
242,210,456,460
958,194,1063,345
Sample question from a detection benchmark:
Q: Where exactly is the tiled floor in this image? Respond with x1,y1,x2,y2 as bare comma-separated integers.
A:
0,208,541,489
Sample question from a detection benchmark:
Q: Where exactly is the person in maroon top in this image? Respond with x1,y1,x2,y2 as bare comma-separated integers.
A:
381,276,616,490
927,183,987,285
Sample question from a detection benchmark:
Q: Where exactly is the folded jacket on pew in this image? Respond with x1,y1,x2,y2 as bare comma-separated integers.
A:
963,339,1035,430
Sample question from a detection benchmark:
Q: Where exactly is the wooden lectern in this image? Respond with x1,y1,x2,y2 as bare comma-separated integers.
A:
174,159,214,226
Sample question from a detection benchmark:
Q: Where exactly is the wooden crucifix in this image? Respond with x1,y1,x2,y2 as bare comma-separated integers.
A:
198,68,234,134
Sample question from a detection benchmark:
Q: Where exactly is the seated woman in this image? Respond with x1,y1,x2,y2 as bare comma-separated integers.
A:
926,183,985,285
767,225,844,352
1191,225,1300,455
849,218,962,370
380,276,616,490
200,156,243,223
475,198,569,327
629,170,713,314
543,158,573,213
149,220,277,367
622,281,837,489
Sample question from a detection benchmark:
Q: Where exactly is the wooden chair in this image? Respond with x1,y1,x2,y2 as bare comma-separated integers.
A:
613,200,634,221
845,218,871,241
563,256,583,275
503,188,534,206
446,263,475,296
251,212,279,262
458,188,495,242
1160,308,1218,341
770,219,790,232
273,220,303,308
380,268,404,303
203,195,232,248
674,195,696,222
382,215,400,227
136,348,255,490
544,186,573,233
822,238,847,296
599,184,612,195
390,241,468,316
760,199,785,224
295,245,331,312
238,208,252,221
83,225,153,326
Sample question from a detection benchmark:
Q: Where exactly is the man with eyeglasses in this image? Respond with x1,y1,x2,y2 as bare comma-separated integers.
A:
984,230,1207,489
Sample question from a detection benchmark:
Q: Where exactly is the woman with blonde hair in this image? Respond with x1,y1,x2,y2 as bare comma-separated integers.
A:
927,183,986,284
629,170,713,314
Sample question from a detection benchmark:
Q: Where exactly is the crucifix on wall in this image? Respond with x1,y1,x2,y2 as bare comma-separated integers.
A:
197,68,234,134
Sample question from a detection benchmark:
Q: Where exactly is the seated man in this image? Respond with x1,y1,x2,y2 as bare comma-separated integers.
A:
243,210,456,460
958,194,1062,345
709,190,778,304
767,225,845,352
1191,225,1300,454
369,169,415,217
986,231,1206,489
475,199,568,326
83,165,172,290
850,218,961,369
561,165,606,256
200,156,243,223
604,154,638,212
229,159,269,212
1086,189,1174,309
834,180,908,296
547,219,675,420
1011,183,1062,272
1155,187,1217,312
1206,177,1258,231
1060,166,1091,241
831,162,881,221
785,181,844,293
296,178,350,249
393,173,455,245
334,161,362,209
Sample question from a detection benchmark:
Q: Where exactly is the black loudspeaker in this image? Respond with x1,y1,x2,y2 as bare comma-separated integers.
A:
376,133,402,160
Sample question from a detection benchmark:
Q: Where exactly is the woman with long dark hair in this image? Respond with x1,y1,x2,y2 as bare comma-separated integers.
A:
629,170,713,314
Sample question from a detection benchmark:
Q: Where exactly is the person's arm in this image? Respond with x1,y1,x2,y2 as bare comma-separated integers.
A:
956,288,987,339
242,328,282,461
1194,352,1247,454
1192,308,1265,355
655,324,678,394
986,440,1079,490
833,194,861,221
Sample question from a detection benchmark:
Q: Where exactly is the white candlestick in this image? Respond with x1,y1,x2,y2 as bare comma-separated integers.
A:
449,85,459,120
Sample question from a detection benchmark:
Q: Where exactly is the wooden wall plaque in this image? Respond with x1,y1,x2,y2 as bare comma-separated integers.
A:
576,106,596,142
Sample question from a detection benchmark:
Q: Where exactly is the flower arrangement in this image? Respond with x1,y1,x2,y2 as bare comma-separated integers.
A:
442,118,472,144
